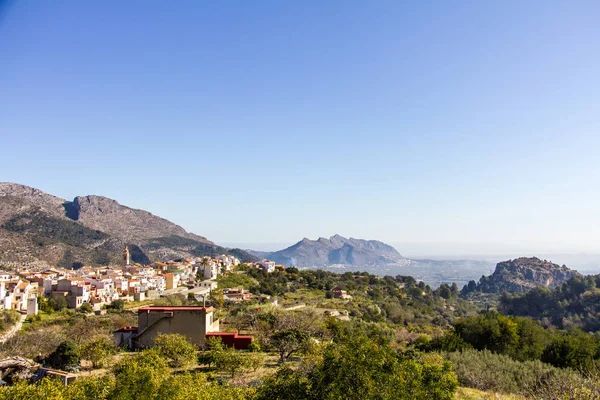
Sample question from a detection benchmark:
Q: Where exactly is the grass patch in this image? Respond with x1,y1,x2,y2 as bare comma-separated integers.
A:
123,299,154,310
0,310,21,333
217,273,258,290
21,310,74,332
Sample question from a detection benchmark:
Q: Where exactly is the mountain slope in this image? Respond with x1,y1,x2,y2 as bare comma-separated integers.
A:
258,234,403,267
461,257,580,295
67,195,212,244
0,182,256,268
0,183,66,217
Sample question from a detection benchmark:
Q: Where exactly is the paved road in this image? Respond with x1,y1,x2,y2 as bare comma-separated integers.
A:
0,313,26,344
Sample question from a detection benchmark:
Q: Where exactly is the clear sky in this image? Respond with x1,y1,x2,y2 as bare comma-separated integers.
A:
1,1,599,255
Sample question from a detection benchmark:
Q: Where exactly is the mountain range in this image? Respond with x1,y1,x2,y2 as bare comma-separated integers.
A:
0,182,257,269
248,235,404,267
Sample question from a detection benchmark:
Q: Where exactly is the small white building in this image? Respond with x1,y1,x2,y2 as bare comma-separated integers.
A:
202,262,219,279
198,280,218,291
258,260,276,273
27,297,38,315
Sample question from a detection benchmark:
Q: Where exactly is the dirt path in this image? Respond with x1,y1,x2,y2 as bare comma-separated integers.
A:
0,313,26,344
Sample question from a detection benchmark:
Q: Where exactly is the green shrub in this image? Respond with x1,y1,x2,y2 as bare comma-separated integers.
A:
444,349,587,395
247,341,261,352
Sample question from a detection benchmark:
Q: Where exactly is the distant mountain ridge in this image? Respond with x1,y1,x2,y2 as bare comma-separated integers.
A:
250,234,404,267
461,257,580,295
0,182,257,268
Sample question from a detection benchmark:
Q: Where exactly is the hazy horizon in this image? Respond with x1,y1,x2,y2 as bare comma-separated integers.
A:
221,239,600,273
220,239,600,261
2,1,599,253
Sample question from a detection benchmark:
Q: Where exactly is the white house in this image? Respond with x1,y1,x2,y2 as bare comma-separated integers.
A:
258,260,276,273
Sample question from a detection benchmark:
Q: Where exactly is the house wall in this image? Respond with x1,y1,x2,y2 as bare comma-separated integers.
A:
136,310,214,348
206,332,252,349
165,274,175,290
114,330,136,349
27,297,38,315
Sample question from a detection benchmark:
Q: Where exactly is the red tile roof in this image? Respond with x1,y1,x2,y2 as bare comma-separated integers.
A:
114,326,138,332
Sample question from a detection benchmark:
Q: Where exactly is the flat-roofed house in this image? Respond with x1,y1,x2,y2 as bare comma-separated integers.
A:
132,306,220,348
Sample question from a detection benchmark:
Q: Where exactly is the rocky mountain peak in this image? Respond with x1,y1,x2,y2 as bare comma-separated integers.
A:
0,183,258,268
258,235,403,267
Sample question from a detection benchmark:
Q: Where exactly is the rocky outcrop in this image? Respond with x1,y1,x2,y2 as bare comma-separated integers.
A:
462,257,580,295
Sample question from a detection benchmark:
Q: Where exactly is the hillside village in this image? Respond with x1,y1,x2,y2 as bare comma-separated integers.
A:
0,247,279,316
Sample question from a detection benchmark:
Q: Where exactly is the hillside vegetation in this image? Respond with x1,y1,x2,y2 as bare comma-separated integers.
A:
500,274,600,331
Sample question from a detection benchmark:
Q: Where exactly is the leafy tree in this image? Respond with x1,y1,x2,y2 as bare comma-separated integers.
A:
247,352,265,371
156,372,254,400
78,337,117,368
47,340,80,371
107,299,126,312
256,366,311,400
450,283,459,296
419,332,471,353
37,296,53,314
248,341,261,352
79,302,93,313
501,274,600,332
66,375,115,400
0,378,72,400
437,284,452,300
198,337,225,368
215,346,251,378
227,311,249,334
271,329,310,363
111,349,170,400
49,296,68,311
153,333,197,368
453,312,519,355
541,330,600,371
258,334,457,400
209,289,225,308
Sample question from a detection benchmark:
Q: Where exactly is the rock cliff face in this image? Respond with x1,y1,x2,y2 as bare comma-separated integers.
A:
67,195,211,244
0,182,256,268
462,257,580,295
256,234,403,267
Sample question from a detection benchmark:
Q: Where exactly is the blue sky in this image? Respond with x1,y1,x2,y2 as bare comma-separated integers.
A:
1,1,599,255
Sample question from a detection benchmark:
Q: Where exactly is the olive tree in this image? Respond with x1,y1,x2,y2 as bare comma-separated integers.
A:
270,328,310,363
